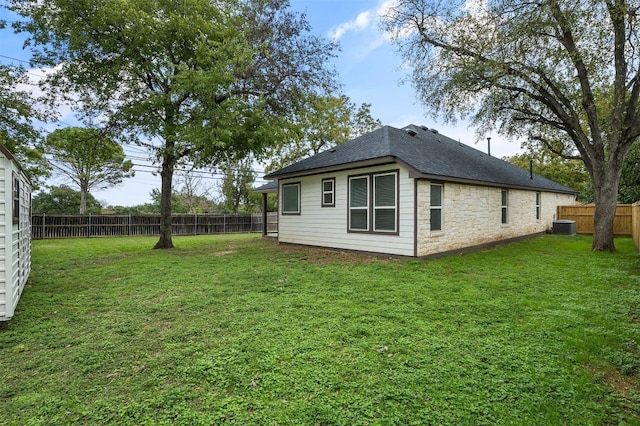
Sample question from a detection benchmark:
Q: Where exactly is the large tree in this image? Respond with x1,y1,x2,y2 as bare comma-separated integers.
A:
268,94,382,171
13,0,337,248
32,185,102,214
0,21,48,184
45,127,134,214
503,151,593,202
383,0,640,251
218,158,257,213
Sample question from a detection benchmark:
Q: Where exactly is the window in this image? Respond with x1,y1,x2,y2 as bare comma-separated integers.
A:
349,171,398,233
535,192,541,220
322,178,335,207
501,189,508,224
349,176,369,230
12,173,20,225
282,183,300,214
430,184,443,231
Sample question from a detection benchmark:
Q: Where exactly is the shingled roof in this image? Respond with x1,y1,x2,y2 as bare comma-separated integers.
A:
265,124,576,194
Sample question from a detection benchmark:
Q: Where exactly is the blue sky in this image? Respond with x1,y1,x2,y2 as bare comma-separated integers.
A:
0,0,522,207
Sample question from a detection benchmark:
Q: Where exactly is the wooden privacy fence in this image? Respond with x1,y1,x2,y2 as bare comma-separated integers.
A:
556,204,633,236
31,213,278,239
633,202,640,251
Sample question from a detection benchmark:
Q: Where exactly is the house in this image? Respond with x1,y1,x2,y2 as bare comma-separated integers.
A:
0,145,32,321
263,125,576,257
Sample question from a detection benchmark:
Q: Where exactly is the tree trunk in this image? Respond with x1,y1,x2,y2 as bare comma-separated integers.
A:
79,182,88,214
154,157,175,249
591,167,620,251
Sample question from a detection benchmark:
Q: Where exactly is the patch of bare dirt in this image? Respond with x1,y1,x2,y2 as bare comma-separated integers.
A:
587,364,639,397
275,242,400,265
211,250,235,257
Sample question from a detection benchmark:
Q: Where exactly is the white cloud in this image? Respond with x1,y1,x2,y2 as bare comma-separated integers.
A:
328,10,373,41
328,0,399,41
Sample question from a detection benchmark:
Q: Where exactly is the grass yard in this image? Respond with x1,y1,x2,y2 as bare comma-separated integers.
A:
1,234,640,425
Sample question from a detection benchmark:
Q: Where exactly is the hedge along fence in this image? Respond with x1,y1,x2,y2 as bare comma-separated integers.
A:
31,213,278,240
556,204,633,236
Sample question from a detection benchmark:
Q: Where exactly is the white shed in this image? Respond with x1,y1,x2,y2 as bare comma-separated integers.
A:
0,145,31,321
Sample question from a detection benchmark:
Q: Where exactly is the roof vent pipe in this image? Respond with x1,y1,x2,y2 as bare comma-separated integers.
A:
529,159,534,179
406,129,417,136
487,137,491,156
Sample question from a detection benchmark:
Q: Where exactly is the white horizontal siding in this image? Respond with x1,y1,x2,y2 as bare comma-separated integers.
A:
0,154,32,321
278,164,415,256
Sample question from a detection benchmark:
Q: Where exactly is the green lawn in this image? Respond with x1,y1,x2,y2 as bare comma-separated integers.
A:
1,234,639,425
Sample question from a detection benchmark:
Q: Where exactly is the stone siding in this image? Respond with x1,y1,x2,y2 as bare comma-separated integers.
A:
416,181,575,257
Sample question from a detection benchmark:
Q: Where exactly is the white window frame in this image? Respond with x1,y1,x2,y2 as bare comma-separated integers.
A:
281,182,301,215
373,172,397,233
501,189,509,224
430,183,443,232
348,171,398,234
536,192,541,220
12,173,20,225
321,178,335,207
348,175,369,231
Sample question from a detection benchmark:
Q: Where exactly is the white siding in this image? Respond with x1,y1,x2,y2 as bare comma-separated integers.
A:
278,164,415,256
416,181,576,256
0,161,6,318
0,152,31,321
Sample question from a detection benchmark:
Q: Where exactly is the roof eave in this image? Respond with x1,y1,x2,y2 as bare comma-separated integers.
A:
264,156,401,180
413,172,577,194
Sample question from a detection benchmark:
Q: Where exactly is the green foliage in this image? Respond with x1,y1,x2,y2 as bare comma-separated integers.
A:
268,94,381,171
12,0,338,247
503,152,593,202
218,158,258,213
1,234,639,424
45,127,134,213
383,0,640,250
32,185,102,214
0,60,48,186
619,142,640,204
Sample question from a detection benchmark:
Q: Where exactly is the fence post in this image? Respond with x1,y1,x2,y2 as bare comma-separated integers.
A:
42,213,46,239
128,214,131,235
195,214,198,235
88,214,91,238
223,214,226,234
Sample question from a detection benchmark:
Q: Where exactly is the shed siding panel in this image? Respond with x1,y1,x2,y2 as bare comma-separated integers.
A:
0,151,31,321
0,161,6,319
416,181,576,256
278,165,415,256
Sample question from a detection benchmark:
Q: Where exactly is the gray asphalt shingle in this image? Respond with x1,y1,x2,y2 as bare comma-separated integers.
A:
265,125,576,194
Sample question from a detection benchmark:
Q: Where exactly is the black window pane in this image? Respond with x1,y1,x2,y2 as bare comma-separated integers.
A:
375,174,395,206
283,185,299,212
430,184,442,207
350,178,368,207
350,209,368,229
430,209,441,231
375,208,395,231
